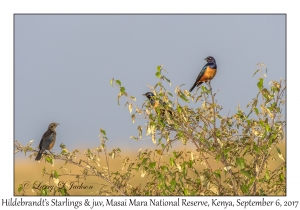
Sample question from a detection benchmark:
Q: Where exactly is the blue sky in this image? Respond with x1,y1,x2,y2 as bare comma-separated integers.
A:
14,14,285,154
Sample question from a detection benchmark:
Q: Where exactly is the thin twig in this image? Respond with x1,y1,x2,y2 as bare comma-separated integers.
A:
104,149,111,179
206,81,238,195
157,139,177,169
15,145,126,196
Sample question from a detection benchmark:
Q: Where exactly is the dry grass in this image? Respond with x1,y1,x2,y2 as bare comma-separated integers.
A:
15,141,285,196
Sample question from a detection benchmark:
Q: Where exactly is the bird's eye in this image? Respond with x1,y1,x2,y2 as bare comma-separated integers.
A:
209,57,212,60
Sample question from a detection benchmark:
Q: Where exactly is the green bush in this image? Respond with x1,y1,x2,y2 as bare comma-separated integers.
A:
15,64,285,196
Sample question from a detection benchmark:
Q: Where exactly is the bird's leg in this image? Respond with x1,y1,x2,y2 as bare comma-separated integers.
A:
206,80,212,92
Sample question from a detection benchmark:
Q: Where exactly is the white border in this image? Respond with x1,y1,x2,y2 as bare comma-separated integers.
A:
1,0,298,209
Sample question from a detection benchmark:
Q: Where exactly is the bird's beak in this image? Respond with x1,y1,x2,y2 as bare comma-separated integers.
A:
56,123,60,125
142,93,146,96
204,57,208,61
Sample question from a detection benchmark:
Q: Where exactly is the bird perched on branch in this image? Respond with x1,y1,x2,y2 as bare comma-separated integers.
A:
143,92,172,116
189,56,217,92
35,122,59,161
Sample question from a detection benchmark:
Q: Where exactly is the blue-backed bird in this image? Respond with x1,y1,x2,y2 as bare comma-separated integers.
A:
143,92,172,116
35,122,59,161
189,56,217,92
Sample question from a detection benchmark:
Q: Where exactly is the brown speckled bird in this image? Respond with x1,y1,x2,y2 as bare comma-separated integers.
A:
143,92,172,116
35,122,59,161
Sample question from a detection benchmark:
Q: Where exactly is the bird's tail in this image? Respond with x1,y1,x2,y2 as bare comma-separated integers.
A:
189,82,203,92
35,151,43,161
189,83,197,92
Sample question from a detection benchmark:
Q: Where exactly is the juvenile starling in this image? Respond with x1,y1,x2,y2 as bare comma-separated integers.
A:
35,122,59,161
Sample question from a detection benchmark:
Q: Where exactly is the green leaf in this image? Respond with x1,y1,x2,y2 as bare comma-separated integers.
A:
54,170,59,179
257,78,264,90
252,98,258,108
167,92,173,97
261,145,267,152
141,158,148,165
279,173,285,181
59,188,67,196
242,145,250,156
41,188,48,196
177,106,182,113
190,190,197,196
155,149,162,155
241,184,249,194
87,149,91,155
253,144,260,153
254,107,259,115
18,185,23,192
116,80,121,86
164,76,171,83
223,147,231,155
236,157,245,169
45,156,53,164
110,79,113,87
100,128,106,136
259,189,266,196
276,147,281,154
188,160,193,167
253,69,260,76
180,93,189,103
149,162,156,169
120,87,125,93
240,169,251,178
169,157,174,167
265,170,270,180
157,65,161,71
259,120,264,127
183,188,189,195
170,179,176,191
215,154,221,162
173,151,183,158
276,147,285,161
213,171,221,179
60,143,66,149
155,72,161,78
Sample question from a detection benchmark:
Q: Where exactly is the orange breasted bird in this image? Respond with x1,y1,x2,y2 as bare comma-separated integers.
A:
189,56,217,92
35,122,59,161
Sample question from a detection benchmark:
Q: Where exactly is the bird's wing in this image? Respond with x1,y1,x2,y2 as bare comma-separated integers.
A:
40,130,54,150
38,136,44,150
194,64,208,83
